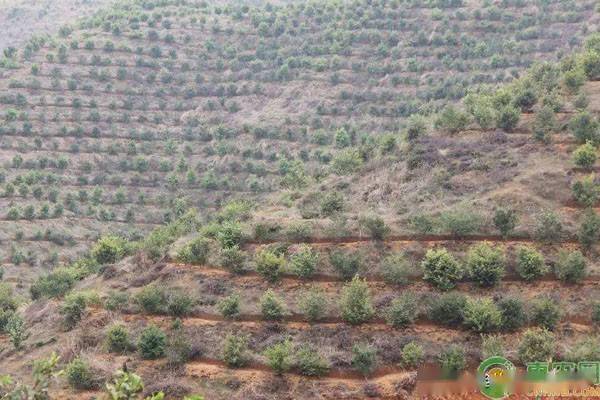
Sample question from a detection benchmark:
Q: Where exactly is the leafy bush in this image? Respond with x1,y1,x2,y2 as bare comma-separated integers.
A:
320,192,344,216
217,293,240,319
380,253,414,285
260,289,286,321
385,293,418,328
572,174,599,207
578,209,600,249
30,268,77,299
438,345,466,378
106,324,132,353
6,314,27,349
66,358,95,389
428,292,467,326
222,334,248,367
516,246,547,282
138,325,166,359
91,235,127,264
462,298,502,333
340,276,374,325
406,114,427,140
298,287,327,322
569,111,599,144
401,342,424,368
255,249,285,282
60,293,87,330
219,246,246,274
331,148,363,175
481,335,504,359
351,343,376,376
421,248,463,291
215,221,245,249
264,340,293,374
358,215,389,240
493,208,518,238
167,291,194,317
496,105,520,131
134,284,166,314
554,250,587,283
440,209,481,237
573,142,597,169
466,243,505,287
518,328,555,363
498,297,527,332
104,291,129,311
166,329,193,366
435,105,470,134
329,250,363,280
296,345,329,376
532,106,557,142
530,296,561,330
176,237,210,264
105,370,144,400
534,210,563,243
289,245,318,279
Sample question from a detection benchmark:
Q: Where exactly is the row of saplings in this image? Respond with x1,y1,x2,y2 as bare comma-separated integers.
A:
121,277,573,333
180,238,590,288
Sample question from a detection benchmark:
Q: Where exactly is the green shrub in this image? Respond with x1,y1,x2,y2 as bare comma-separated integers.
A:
166,329,192,366
496,105,520,131
493,208,518,238
534,210,563,243
351,343,376,376
498,297,527,332
331,148,363,175
428,292,467,327
518,328,555,363
565,337,600,362
222,334,248,367
401,342,424,368
569,110,600,144
66,358,95,389
320,192,344,216
284,222,313,241
530,296,561,330
134,284,166,314
481,335,504,359
219,246,246,274
167,291,194,317
215,221,245,249
421,248,463,291
440,209,481,237
435,105,470,134
554,250,587,283
385,293,418,328
30,268,77,299
6,314,27,349
328,249,363,280
289,245,318,279
438,345,466,379
91,235,127,264
176,237,210,264
138,325,166,359
340,276,374,325
573,142,597,169
466,243,505,287
264,340,293,374
296,345,329,376
104,291,129,311
462,298,502,333
578,209,600,249
532,106,557,142
60,293,87,330
406,114,427,140
255,249,285,282
380,253,414,285
106,324,132,353
217,293,240,319
516,246,547,282
572,174,599,207
260,289,286,321
358,215,389,240
298,287,327,322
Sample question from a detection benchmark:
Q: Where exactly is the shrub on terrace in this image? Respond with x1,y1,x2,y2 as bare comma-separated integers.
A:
496,105,520,132
219,246,246,274
572,174,600,207
340,276,374,325
138,325,166,360
440,208,481,237
60,292,87,330
255,249,285,282
554,250,587,283
222,334,248,368
533,106,557,142
6,314,27,350
516,246,547,282
578,209,600,249
320,192,344,216
439,345,466,379
533,210,563,243
518,328,555,363
134,284,166,314
91,235,128,264
466,243,505,287
573,142,597,169
106,324,132,353
104,291,129,311
66,358,96,390
331,148,363,175
329,250,363,280
435,105,470,134
493,207,518,238
462,298,502,333
264,340,293,375
351,344,377,376
296,345,329,376
421,248,463,291
530,296,562,331
401,342,424,369
166,329,193,367
166,291,194,317
298,287,327,322
260,289,286,321
218,293,241,319
406,114,427,140
569,111,600,144
380,252,414,286
385,292,419,328
358,215,390,240
176,237,210,264
497,297,527,332
481,335,505,359
289,245,319,279
428,292,467,327
593,303,600,325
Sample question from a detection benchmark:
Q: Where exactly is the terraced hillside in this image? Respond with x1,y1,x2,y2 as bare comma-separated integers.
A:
2,1,600,399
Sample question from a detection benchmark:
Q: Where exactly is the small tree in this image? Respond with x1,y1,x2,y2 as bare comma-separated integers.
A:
530,296,561,331
138,325,166,359
401,342,424,368
167,291,194,317
358,215,390,240
516,246,547,282
329,250,363,280
421,248,463,291
106,324,132,353
380,253,414,285
498,297,527,332
465,243,505,287
296,345,329,376
176,237,210,264
219,246,246,274
92,235,127,264
428,292,467,326
435,105,470,134
533,211,563,243
340,276,374,325
264,340,293,374
532,106,556,142
578,208,600,249
6,314,28,349
438,345,466,379
222,334,248,367
569,111,599,144
105,370,144,400
60,293,87,330
351,344,376,376
217,293,240,319
573,142,597,169
554,250,587,283
462,298,502,333
496,105,520,132
440,209,481,237
385,293,418,328
66,358,95,389
255,249,285,282
289,244,319,279
493,208,518,238
298,287,327,322
518,328,555,363
134,284,166,314
572,174,599,207
260,289,286,321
